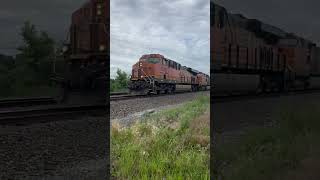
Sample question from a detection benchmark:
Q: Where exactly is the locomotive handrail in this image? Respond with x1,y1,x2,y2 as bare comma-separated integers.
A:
140,68,155,92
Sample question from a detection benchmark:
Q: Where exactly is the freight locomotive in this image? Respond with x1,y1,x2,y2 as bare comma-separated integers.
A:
211,1,320,95
53,0,108,103
128,54,210,94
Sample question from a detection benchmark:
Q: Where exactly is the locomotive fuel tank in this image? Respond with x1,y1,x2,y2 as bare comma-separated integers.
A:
212,73,260,95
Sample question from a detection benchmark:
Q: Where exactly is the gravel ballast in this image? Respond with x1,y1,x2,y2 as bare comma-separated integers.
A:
0,116,108,179
110,91,210,120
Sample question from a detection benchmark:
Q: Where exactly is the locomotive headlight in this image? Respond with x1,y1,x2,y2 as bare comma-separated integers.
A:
62,45,68,52
97,4,102,15
99,45,106,51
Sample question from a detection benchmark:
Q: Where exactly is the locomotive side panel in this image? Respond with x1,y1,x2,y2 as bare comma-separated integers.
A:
212,1,320,94
212,2,282,73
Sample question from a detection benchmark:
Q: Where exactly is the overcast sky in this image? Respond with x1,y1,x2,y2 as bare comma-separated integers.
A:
3,0,319,77
214,0,320,44
0,0,86,55
110,0,210,78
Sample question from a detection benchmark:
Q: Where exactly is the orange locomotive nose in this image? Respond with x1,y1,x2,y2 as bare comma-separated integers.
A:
131,61,147,79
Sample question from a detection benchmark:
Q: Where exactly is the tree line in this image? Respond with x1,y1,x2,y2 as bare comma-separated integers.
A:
0,21,130,97
0,21,61,97
110,69,129,92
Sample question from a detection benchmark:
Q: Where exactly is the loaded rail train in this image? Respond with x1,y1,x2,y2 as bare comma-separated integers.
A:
211,1,320,95
53,0,108,103
128,54,210,94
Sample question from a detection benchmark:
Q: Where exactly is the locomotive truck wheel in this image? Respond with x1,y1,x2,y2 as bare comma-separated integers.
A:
167,86,173,94
171,85,176,94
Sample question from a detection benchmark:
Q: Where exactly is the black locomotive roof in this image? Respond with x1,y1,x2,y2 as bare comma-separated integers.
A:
188,68,199,76
182,66,202,76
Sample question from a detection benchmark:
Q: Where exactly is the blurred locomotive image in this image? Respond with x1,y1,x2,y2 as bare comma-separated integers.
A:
128,54,210,94
53,0,108,103
211,1,320,95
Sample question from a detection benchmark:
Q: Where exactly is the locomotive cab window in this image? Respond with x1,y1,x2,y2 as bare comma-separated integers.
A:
145,58,160,64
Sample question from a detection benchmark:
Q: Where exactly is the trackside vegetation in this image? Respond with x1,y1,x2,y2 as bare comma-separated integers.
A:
213,104,320,180
110,69,129,93
111,96,210,179
0,21,61,98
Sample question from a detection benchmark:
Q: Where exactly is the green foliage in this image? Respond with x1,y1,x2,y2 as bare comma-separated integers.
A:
17,21,55,78
111,69,129,92
0,21,57,98
18,21,55,63
111,96,210,179
213,104,320,180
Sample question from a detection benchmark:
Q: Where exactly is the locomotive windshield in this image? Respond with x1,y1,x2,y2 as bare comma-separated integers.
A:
147,58,160,64
140,57,160,64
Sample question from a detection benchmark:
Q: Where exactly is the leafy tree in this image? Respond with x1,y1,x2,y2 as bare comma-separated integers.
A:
111,69,129,92
17,21,55,73
0,21,59,98
115,69,129,88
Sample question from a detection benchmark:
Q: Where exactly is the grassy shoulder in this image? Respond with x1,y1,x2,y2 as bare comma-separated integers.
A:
213,104,320,180
111,96,210,179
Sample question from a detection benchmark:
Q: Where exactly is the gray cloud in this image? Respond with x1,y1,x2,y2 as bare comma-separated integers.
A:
110,0,210,78
0,0,87,55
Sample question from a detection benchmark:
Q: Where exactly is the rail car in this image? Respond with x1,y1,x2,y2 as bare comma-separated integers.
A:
53,0,108,104
128,54,210,94
211,1,320,95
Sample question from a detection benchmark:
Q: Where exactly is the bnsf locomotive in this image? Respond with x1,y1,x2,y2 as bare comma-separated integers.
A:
128,54,210,94
211,1,320,95
54,0,108,103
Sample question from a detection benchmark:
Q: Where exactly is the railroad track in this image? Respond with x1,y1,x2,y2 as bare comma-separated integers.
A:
110,90,209,101
110,88,320,102
110,92,129,96
0,97,56,108
0,104,106,125
212,88,320,103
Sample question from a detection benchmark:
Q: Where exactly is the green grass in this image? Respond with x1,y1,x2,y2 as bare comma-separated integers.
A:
213,104,320,180
111,96,210,179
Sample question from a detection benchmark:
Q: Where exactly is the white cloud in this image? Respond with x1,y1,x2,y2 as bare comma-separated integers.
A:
110,0,210,79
